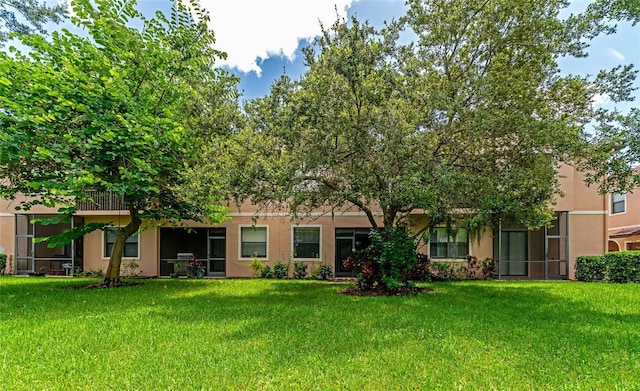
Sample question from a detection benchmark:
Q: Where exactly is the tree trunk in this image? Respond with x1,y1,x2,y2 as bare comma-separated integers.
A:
103,205,142,286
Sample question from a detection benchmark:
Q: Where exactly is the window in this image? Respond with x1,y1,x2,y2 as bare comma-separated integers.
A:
104,229,139,258
626,242,640,251
612,193,626,214
430,227,468,258
241,226,267,258
293,226,320,259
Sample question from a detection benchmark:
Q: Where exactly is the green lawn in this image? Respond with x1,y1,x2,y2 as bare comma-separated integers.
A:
0,277,638,390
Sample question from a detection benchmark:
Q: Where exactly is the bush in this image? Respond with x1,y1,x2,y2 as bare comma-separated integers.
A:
371,227,417,290
261,265,273,278
271,260,289,279
479,257,496,280
88,267,104,278
0,254,6,275
575,251,640,283
575,255,606,282
406,254,432,282
343,250,380,289
406,255,496,282
311,261,334,280
430,261,458,281
250,258,264,277
603,251,640,283
293,261,308,279
343,227,417,291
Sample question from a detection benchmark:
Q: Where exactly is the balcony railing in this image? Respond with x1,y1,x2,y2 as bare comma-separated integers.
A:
76,190,126,211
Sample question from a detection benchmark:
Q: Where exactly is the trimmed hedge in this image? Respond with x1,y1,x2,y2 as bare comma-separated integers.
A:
575,251,640,283
575,255,606,282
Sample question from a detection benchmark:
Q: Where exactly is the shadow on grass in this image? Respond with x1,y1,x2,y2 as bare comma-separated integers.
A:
2,277,640,387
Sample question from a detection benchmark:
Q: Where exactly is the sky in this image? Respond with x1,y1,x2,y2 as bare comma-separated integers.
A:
54,0,640,106
194,0,639,107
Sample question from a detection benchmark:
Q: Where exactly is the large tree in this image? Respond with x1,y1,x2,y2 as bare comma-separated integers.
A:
577,0,640,192
239,0,630,237
0,0,67,44
0,0,238,285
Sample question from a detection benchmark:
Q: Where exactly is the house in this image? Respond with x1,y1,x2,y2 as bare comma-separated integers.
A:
607,188,640,251
0,164,608,279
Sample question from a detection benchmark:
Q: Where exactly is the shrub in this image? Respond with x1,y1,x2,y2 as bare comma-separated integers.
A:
186,255,204,277
272,260,289,279
430,261,458,281
479,258,496,279
371,227,417,290
603,251,640,283
88,267,104,278
575,251,640,283
0,254,6,275
121,259,140,277
311,261,334,280
250,258,265,277
407,254,432,282
261,265,273,278
293,261,308,279
575,255,606,282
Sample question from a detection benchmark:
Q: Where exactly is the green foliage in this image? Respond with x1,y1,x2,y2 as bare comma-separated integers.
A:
311,261,334,281
603,251,640,283
0,253,6,275
575,255,607,282
407,255,496,282
292,261,308,279
250,258,265,277
271,260,289,279
344,228,494,290
0,0,67,44
88,267,104,278
370,227,418,290
575,251,640,283
0,0,239,284
120,259,140,278
236,1,633,240
260,265,273,279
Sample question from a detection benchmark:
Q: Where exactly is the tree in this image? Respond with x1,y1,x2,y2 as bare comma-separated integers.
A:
0,0,238,286
244,1,615,230
576,0,640,192
0,0,68,44
235,1,632,289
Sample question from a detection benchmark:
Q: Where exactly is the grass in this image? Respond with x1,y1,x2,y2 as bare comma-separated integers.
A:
0,277,639,390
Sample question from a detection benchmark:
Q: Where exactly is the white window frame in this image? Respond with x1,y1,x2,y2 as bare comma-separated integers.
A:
102,227,140,260
611,193,626,215
239,225,269,260
291,225,322,260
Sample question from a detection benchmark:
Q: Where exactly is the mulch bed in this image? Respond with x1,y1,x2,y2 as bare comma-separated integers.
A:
340,285,433,297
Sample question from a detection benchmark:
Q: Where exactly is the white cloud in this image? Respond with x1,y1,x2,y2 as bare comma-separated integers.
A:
592,93,612,107
608,48,625,61
200,0,356,75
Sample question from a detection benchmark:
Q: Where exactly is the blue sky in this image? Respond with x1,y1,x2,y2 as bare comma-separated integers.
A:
52,0,640,107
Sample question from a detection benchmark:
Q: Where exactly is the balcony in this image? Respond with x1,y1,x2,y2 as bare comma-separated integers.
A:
76,190,126,211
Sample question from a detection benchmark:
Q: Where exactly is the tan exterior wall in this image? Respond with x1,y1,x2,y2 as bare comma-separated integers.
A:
554,165,608,278
606,184,640,252
82,215,159,276
0,165,608,279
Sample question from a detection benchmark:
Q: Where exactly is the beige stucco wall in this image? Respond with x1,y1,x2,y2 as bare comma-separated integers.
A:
82,215,159,276
0,164,608,279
